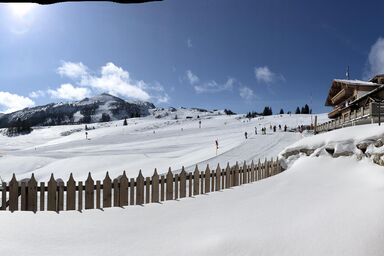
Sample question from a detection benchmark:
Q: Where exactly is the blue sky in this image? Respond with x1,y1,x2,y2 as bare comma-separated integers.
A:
0,0,384,114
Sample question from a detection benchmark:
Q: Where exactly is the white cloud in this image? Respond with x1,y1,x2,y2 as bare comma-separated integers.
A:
47,83,90,101
154,93,170,103
56,61,168,103
80,62,150,101
187,38,193,48
57,61,88,79
239,86,255,100
365,37,384,79
186,70,199,85
194,78,235,94
254,66,284,83
0,91,35,113
185,70,235,94
29,90,45,98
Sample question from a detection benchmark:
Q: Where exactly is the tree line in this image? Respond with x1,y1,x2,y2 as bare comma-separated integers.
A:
246,104,312,118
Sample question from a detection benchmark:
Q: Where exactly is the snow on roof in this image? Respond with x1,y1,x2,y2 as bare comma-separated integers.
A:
333,79,379,86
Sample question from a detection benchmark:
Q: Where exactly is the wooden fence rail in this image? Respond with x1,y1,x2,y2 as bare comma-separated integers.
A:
0,157,283,212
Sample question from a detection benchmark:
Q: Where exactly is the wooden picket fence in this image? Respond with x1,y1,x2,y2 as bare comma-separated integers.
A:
0,157,283,212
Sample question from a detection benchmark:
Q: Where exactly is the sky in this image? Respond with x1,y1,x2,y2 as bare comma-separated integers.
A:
0,0,384,114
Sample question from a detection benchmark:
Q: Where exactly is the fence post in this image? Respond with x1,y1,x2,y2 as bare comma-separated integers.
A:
175,174,179,200
152,169,159,203
103,172,112,208
204,165,210,193
119,171,129,207
78,181,83,212
188,172,193,197
136,171,144,205
47,174,57,212
27,174,37,212
200,171,204,194
160,175,165,201
40,182,45,211
57,180,64,212
85,172,95,210
225,163,230,188
67,173,76,210
9,174,18,212
234,162,239,186
243,161,247,184
193,166,200,196
96,180,101,209
1,182,6,210
146,177,151,203
264,158,268,178
166,168,173,200
130,178,135,205
250,160,255,182
20,181,27,211
215,164,221,191
113,178,119,207
179,167,187,198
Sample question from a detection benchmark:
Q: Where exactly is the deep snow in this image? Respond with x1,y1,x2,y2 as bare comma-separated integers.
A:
1,156,384,256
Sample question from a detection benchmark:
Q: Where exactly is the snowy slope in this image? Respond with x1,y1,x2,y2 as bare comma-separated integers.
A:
0,112,328,181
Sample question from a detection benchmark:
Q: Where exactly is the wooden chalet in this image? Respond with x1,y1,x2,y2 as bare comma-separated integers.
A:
316,74,384,132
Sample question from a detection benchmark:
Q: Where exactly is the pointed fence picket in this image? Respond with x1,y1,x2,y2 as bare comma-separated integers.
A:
0,157,283,212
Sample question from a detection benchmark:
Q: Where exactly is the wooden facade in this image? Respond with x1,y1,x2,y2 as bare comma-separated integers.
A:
325,75,384,120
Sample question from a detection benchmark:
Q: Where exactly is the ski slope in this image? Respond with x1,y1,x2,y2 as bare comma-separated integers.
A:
0,110,328,181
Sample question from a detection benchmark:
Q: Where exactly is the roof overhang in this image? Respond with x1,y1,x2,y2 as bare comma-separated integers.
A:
325,79,380,106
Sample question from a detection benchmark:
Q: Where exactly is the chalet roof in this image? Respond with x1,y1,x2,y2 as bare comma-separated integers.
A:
349,84,384,105
325,79,381,106
369,74,384,84
333,79,378,86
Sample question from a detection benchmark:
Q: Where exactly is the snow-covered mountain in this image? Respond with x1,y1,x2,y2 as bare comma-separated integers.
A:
0,93,155,128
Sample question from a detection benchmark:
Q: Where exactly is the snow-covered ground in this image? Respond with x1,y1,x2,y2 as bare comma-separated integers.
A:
3,110,384,256
1,143,384,255
0,109,328,181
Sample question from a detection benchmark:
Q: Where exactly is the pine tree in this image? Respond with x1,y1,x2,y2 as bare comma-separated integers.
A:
303,104,310,114
295,107,301,114
279,109,284,114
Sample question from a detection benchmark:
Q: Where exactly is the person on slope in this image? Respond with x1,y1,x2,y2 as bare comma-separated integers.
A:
244,132,248,139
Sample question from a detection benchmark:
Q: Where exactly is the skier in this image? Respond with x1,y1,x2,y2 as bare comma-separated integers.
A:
85,131,88,140
244,131,248,139
278,124,281,130
273,126,276,132
284,125,287,132
255,127,257,135
215,139,219,155
199,120,202,128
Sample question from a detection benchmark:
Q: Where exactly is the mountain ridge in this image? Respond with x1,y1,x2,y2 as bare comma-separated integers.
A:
0,93,155,128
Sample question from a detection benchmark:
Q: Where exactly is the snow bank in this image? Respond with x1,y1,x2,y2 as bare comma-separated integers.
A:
279,124,384,168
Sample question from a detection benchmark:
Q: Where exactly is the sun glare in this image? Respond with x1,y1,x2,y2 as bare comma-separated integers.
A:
8,3,35,18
